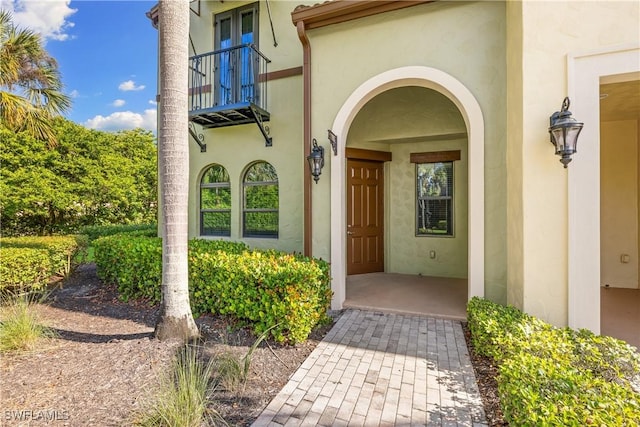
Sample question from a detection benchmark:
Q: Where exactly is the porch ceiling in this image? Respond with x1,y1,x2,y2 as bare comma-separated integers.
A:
600,80,640,121
347,86,466,146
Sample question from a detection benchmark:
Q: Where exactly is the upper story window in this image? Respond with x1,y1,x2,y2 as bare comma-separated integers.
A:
200,164,231,236
216,3,258,49
243,161,278,238
215,3,259,106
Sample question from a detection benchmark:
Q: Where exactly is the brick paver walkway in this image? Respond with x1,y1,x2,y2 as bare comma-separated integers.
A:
252,309,487,426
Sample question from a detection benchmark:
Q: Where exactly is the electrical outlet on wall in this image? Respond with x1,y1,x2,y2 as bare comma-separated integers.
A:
429,250,436,259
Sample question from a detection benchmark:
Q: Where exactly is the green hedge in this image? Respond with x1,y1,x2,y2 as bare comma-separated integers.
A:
467,297,640,426
79,224,157,243
0,247,52,291
93,237,249,303
189,248,331,343
94,236,332,343
94,235,163,301
0,235,88,291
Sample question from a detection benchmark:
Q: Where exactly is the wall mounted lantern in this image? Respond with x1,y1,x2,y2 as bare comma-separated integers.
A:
307,130,338,183
307,138,324,184
548,97,583,168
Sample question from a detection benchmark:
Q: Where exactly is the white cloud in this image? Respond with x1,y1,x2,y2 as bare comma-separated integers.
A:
118,80,145,92
69,89,80,98
148,99,157,105
111,99,126,107
2,0,77,41
84,109,157,133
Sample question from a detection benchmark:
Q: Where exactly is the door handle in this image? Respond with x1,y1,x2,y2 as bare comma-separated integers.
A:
347,231,354,235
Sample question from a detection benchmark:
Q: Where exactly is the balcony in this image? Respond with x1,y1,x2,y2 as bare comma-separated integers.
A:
189,44,271,146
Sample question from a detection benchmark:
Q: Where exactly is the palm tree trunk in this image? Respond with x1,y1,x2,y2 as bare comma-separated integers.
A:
154,0,199,342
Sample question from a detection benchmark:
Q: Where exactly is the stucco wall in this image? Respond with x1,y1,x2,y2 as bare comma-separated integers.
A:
189,0,311,66
388,139,468,277
507,0,640,326
188,76,305,253
601,119,639,289
505,0,525,311
186,1,313,252
308,1,507,301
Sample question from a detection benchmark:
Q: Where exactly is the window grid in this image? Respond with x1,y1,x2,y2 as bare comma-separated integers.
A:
200,164,231,237
416,161,454,237
243,162,279,238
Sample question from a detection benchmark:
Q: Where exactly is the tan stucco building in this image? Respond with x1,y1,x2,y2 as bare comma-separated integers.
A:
150,0,640,338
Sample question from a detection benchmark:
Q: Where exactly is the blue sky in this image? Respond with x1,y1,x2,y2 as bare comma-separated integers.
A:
1,0,159,133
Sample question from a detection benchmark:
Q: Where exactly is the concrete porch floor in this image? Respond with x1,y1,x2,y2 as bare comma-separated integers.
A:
344,274,639,349
601,287,640,349
344,273,468,320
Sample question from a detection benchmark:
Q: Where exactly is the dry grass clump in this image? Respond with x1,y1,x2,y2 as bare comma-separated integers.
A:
0,292,56,353
134,344,226,427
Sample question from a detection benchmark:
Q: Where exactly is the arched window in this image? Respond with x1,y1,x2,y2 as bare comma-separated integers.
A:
243,161,278,238
200,164,231,236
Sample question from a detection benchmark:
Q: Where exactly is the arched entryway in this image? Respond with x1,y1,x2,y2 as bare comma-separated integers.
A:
329,66,485,312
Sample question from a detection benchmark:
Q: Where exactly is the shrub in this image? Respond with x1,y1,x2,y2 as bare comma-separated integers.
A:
187,238,248,255
499,352,640,426
569,328,640,385
189,250,331,343
94,235,331,343
0,235,87,291
467,296,544,359
93,237,249,303
467,297,640,425
80,224,157,243
93,235,163,302
0,247,52,292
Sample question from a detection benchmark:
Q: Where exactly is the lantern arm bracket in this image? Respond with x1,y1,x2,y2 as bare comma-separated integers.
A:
328,129,338,155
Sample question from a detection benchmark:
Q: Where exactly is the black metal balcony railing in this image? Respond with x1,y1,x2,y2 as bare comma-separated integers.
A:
188,44,271,135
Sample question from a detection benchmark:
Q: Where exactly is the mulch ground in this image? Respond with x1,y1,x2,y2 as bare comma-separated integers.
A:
1,264,504,426
462,324,508,426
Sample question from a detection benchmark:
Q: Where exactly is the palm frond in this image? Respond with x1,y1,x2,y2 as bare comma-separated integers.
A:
0,9,70,146
0,90,58,147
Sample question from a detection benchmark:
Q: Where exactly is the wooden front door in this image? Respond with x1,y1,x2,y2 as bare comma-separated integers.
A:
347,159,384,275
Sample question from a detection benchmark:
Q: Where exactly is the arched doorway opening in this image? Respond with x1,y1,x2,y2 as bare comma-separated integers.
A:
329,66,485,314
